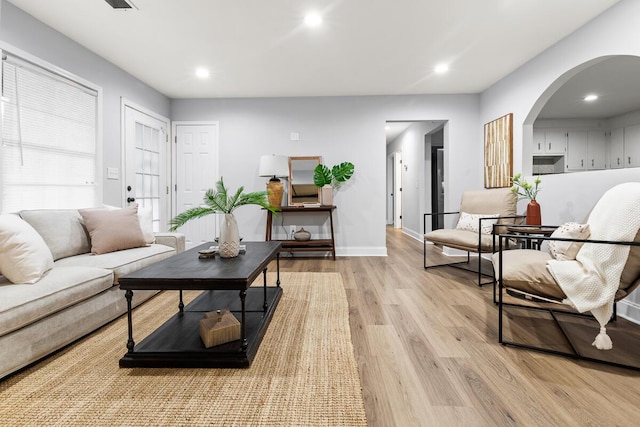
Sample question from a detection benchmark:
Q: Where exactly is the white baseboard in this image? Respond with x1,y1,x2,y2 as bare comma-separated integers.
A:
617,299,640,325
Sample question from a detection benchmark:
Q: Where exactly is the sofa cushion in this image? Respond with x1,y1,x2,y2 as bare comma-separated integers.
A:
0,214,54,284
19,209,90,261
54,244,175,284
79,206,147,254
0,266,113,337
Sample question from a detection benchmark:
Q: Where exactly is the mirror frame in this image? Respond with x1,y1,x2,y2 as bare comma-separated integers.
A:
288,156,321,206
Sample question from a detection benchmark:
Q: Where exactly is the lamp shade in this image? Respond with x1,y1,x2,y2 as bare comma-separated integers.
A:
259,154,289,178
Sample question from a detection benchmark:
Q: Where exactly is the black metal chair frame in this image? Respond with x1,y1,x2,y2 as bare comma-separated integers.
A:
423,212,524,287
496,232,640,371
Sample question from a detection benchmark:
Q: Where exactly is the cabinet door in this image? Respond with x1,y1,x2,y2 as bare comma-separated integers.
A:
609,128,624,169
532,130,545,154
587,130,606,170
545,130,566,154
624,124,640,168
566,131,587,170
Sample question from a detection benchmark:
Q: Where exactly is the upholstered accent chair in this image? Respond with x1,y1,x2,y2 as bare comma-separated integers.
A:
423,187,520,286
493,182,640,370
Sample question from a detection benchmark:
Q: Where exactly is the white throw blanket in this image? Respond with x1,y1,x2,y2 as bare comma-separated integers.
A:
547,182,640,350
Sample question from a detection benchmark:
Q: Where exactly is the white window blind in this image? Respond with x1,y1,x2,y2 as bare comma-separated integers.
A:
1,53,99,213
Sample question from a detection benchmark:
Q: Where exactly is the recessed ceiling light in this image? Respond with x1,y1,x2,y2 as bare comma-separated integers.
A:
195,67,210,79
434,64,449,74
385,125,390,131
304,12,322,27
584,94,598,102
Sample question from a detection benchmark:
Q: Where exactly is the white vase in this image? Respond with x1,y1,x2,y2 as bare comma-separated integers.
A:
218,213,240,258
321,184,333,206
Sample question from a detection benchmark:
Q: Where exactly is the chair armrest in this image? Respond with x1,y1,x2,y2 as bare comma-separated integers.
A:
423,211,459,233
154,232,186,253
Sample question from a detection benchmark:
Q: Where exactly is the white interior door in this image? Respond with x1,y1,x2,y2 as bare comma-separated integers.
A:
394,152,402,229
123,102,170,232
174,123,219,248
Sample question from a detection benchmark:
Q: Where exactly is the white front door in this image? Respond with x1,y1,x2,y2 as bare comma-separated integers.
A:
174,122,219,248
122,102,170,232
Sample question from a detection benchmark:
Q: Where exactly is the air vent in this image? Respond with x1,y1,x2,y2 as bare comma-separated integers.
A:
104,0,137,9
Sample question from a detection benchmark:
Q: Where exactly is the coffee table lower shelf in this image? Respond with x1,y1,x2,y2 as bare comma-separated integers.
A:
119,286,282,368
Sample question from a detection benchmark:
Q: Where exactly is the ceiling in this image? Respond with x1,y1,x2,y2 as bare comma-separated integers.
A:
537,55,640,120
6,0,620,99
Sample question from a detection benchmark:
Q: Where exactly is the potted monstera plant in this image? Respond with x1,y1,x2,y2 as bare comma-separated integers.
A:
313,161,355,205
169,177,277,257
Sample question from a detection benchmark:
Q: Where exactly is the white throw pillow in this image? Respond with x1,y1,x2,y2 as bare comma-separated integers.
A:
0,214,54,284
548,222,591,261
456,212,500,235
137,205,156,244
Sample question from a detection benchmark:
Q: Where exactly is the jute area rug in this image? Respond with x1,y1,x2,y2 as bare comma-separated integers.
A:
0,272,367,426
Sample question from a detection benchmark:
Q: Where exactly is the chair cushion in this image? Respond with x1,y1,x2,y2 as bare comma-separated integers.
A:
492,250,566,300
459,187,516,224
620,228,640,292
425,229,495,252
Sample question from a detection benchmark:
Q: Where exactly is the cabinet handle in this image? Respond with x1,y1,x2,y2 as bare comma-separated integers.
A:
548,143,551,151
581,159,583,167
591,159,594,167
618,158,620,165
538,143,541,150
629,156,632,165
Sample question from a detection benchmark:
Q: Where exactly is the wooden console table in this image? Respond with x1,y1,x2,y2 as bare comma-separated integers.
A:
265,206,336,260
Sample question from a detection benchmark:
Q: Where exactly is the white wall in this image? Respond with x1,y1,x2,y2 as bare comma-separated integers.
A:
0,0,170,207
171,95,479,255
481,0,640,321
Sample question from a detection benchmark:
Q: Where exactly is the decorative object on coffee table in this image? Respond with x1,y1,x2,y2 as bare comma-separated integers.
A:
510,173,542,225
294,227,311,241
199,309,241,348
169,177,277,258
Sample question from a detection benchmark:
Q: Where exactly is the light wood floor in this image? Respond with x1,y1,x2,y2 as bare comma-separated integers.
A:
277,227,640,427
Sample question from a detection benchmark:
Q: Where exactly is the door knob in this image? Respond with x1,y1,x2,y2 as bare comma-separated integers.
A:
127,197,136,203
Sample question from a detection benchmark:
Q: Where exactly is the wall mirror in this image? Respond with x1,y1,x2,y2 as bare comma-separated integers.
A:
288,156,321,205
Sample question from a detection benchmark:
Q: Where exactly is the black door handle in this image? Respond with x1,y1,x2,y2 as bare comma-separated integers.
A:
127,197,136,203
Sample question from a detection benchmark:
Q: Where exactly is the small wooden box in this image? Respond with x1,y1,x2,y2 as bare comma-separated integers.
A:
199,309,241,348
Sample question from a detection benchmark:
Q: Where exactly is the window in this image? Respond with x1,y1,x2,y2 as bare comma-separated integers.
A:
1,50,100,213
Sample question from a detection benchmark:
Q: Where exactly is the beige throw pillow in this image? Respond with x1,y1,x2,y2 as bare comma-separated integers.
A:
456,212,500,235
548,222,591,261
79,206,146,255
0,214,54,284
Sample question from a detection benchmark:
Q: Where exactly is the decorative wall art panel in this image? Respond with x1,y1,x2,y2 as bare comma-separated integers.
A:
484,113,513,188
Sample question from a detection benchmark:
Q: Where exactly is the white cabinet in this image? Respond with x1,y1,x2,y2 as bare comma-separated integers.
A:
624,124,640,168
533,130,566,155
587,130,606,170
608,128,624,169
566,130,588,171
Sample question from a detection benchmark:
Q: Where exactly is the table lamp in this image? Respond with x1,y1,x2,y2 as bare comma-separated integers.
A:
259,154,289,207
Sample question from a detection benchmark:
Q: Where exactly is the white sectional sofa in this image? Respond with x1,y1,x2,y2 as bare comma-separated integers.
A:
0,207,185,380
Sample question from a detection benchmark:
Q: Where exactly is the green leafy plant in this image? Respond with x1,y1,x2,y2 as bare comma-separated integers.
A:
510,173,541,201
169,177,277,231
313,162,355,188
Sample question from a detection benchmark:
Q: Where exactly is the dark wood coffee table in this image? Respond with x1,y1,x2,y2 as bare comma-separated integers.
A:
118,241,282,368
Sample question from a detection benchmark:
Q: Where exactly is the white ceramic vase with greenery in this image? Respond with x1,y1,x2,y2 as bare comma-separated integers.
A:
169,178,277,258
313,161,355,206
